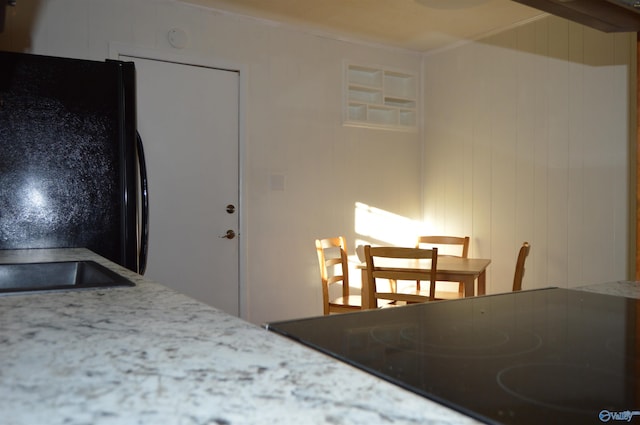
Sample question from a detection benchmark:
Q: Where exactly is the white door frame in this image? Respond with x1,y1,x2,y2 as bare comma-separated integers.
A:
109,43,248,319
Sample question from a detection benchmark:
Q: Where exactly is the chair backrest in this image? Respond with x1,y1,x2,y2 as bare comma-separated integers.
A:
512,242,530,291
364,245,438,307
315,237,351,314
415,235,469,295
415,235,470,258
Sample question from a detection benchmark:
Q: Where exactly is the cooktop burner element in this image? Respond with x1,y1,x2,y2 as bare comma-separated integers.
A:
497,362,640,417
268,288,640,425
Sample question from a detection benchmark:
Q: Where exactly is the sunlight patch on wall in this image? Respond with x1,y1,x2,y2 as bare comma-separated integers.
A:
354,202,424,250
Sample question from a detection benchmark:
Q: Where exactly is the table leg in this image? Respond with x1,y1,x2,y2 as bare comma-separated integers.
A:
462,278,475,297
477,270,486,295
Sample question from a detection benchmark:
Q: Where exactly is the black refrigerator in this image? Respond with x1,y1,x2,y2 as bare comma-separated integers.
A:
0,51,148,274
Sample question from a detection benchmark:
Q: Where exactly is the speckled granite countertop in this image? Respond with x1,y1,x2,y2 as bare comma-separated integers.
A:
574,280,640,299
0,248,482,425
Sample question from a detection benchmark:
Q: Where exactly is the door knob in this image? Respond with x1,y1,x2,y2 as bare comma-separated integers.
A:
226,204,235,214
220,229,236,239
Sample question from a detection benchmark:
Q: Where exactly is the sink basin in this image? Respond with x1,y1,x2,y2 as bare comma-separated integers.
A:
0,261,135,294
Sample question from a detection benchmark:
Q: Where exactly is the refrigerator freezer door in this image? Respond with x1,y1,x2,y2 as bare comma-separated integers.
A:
0,52,142,273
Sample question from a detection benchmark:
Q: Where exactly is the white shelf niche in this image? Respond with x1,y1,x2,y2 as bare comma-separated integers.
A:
344,64,417,131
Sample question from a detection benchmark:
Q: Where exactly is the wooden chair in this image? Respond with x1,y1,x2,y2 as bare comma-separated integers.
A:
416,235,470,296
315,237,362,315
364,245,438,307
512,242,530,291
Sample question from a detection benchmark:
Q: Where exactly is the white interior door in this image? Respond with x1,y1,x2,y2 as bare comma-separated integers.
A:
121,55,240,316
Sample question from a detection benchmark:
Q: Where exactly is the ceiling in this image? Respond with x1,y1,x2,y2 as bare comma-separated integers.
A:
180,0,546,52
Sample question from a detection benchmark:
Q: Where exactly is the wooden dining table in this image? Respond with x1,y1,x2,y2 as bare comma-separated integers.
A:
358,256,492,309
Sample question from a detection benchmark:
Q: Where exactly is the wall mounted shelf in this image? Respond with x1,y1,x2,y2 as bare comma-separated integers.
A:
344,64,418,131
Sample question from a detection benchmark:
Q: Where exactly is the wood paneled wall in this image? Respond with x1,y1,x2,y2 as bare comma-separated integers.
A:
423,16,634,294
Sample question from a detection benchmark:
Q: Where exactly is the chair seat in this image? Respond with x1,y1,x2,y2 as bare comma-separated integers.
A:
330,295,394,311
329,295,363,309
378,287,459,304
432,290,462,300
395,281,458,298
376,287,437,304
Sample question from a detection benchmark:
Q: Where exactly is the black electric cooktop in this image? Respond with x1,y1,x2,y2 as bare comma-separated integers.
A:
267,288,640,425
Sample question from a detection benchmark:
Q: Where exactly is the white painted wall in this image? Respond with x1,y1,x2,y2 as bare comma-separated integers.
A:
422,16,634,294
0,0,423,324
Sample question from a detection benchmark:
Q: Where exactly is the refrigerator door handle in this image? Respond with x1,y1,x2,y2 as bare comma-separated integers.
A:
136,131,149,275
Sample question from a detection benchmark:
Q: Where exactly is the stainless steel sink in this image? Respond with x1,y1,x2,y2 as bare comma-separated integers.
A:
0,261,135,294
